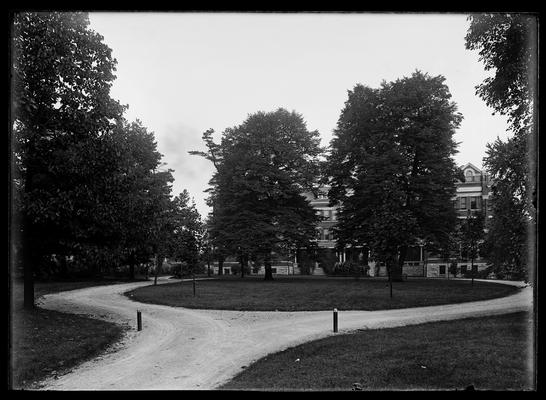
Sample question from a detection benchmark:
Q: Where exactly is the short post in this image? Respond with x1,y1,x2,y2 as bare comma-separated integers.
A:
333,308,338,333
137,310,142,331
192,275,196,297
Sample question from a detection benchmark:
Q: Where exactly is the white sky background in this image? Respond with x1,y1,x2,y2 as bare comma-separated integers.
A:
88,12,511,218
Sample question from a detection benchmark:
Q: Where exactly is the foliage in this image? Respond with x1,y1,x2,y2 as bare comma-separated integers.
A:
330,262,366,278
191,108,323,280
465,14,537,282
10,12,203,301
326,71,461,280
465,13,537,132
459,211,485,264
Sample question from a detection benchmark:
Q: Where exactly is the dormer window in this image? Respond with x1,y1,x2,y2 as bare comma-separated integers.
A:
465,170,476,183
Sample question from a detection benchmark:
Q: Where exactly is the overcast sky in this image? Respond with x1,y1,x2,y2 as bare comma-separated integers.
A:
88,12,511,218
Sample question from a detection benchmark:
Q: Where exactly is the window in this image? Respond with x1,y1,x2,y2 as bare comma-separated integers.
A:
328,210,333,221
317,191,328,199
460,197,467,209
460,265,467,274
224,268,231,274
470,197,478,209
439,265,446,274
271,268,277,274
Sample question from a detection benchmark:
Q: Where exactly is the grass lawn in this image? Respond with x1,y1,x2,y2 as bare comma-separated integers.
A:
126,276,519,311
220,311,535,391
9,277,147,389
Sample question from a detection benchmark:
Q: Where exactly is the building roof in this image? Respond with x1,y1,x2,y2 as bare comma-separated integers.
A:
461,162,482,174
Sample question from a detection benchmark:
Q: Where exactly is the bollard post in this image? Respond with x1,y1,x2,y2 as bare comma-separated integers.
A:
333,308,338,333
137,310,142,331
192,275,196,297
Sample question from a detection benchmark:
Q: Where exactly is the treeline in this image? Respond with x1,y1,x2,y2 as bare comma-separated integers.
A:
192,14,537,285
11,12,536,311
11,12,203,308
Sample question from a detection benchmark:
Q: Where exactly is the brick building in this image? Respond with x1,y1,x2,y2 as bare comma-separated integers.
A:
301,162,493,278
211,163,492,277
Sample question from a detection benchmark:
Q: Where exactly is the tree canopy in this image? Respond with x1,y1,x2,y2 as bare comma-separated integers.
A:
326,71,462,281
465,13,538,282
10,12,202,306
192,108,323,280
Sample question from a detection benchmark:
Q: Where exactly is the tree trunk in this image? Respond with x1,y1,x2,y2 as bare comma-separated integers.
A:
128,251,136,280
471,257,474,286
22,216,35,309
154,253,163,285
391,245,406,282
240,253,247,278
386,260,393,298
59,254,69,278
218,254,224,276
23,251,35,309
264,251,274,281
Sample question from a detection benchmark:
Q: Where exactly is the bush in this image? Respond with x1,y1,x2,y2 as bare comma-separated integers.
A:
329,262,366,277
299,260,316,275
449,262,458,277
171,261,206,278
229,263,251,276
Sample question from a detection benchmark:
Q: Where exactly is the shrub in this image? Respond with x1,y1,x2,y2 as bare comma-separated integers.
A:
330,262,366,277
299,260,316,275
229,263,251,276
171,261,206,278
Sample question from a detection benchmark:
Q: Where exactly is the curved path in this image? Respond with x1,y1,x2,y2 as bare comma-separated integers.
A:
35,277,532,390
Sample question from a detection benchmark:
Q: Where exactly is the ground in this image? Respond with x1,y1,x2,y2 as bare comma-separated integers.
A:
20,277,531,390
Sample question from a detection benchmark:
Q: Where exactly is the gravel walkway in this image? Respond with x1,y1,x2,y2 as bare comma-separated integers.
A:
35,277,533,390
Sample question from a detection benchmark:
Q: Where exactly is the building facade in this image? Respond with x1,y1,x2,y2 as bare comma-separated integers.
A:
303,162,493,278
210,163,493,278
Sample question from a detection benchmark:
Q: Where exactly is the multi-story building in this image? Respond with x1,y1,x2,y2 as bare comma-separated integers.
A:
425,162,492,278
302,162,493,278
210,163,493,277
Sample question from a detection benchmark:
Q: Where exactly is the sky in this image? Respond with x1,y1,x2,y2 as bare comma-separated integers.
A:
88,12,511,218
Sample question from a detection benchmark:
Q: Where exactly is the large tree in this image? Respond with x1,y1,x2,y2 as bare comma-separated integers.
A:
192,108,323,280
10,12,183,306
11,12,126,308
168,190,204,274
465,13,538,282
326,71,462,285
459,210,485,285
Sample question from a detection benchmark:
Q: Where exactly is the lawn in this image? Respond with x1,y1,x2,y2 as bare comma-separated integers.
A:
220,311,535,391
126,276,519,311
9,277,145,389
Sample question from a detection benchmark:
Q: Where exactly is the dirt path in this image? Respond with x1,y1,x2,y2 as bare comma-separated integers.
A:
35,278,532,390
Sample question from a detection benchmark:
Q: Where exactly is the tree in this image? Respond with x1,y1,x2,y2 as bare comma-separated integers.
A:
465,13,538,132
326,71,462,291
192,108,323,280
169,190,204,275
11,12,125,308
465,13,538,282
460,210,485,285
96,119,171,280
481,171,529,280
